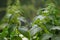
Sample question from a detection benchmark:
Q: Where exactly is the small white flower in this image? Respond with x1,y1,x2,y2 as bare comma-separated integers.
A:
35,15,46,20
22,37,28,40
4,37,7,40
19,34,24,38
33,36,37,39
43,10,49,13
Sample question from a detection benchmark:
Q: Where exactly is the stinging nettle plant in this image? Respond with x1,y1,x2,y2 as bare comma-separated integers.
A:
0,0,60,40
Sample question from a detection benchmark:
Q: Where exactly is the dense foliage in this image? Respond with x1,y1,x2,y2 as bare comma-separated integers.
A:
0,0,60,40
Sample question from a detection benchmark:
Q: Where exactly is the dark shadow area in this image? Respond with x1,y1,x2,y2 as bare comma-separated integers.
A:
0,0,8,21
0,0,8,7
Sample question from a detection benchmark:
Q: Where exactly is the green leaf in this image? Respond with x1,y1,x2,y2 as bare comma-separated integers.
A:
41,33,53,40
50,26,60,30
30,25,42,36
8,24,17,37
18,27,30,39
1,27,8,37
11,35,22,40
50,26,60,35
0,23,8,30
52,35,60,40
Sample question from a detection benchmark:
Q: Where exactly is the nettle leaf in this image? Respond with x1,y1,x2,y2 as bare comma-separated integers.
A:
50,26,60,30
50,26,60,35
41,33,53,40
18,17,27,23
1,26,8,37
18,27,30,39
30,25,42,36
11,35,22,40
34,15,46,21
0,23,8,30
8,24,17,37
52,36,60,40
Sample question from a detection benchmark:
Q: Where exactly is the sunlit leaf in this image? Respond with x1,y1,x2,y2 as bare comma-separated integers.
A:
18,27,30,39
30,25,42,36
